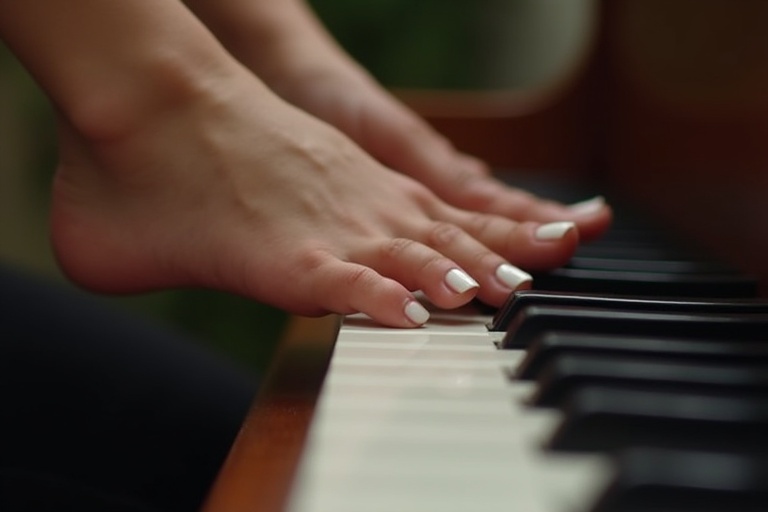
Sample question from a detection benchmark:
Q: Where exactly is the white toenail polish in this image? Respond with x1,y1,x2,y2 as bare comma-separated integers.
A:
569,196,605,215
445,268,479,294
495,264,533,290
404,300,430,326
536,221,575,240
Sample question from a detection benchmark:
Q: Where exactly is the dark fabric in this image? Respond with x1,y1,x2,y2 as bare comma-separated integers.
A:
0,264,259,512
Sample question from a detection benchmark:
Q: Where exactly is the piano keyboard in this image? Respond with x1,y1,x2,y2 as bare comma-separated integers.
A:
285,308,611,512
275,185,768,512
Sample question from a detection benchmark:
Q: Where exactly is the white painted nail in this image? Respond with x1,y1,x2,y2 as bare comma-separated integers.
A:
569,196,605,215
536,221,575,240
444,268,479,294
404,300,430,325
495,264,533,290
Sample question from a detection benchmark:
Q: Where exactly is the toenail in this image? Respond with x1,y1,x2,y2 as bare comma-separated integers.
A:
444,268,479,294
568,196,605,216
535,221,575,240
404,300,430,326
495,264,532,290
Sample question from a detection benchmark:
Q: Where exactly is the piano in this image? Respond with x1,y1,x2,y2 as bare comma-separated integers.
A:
201,177,768,512
201,3,768,510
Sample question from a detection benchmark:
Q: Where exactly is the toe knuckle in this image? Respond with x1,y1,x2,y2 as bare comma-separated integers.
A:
419,254,446,277
296,247,331,272
381,238,415,259
380,237,416,261
403,180,438,207
465,213,495,236
425,221,463,248
473,250,499,269
454,162,483,184
344,265,379,289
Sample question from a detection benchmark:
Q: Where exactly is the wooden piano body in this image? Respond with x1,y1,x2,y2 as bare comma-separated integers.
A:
404,0,768,292
202,2,768,511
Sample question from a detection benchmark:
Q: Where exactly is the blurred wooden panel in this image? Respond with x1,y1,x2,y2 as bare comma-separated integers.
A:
402,0,768,294
396,76,600,175
201,315,340,512
602,0,768,293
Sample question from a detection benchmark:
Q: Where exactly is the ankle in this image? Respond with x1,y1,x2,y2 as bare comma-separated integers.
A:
67,48,244,146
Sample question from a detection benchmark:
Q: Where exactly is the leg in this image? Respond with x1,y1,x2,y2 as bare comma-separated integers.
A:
0,264,258,512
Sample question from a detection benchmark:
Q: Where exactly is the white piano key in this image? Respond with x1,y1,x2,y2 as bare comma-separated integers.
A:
341,310,491,335
286,313,612,512
331,345,511,360
323,366,506,391
335,340,497,351
289,434,610,512
328,358,508,382
336,330,494,346
330,356,514,370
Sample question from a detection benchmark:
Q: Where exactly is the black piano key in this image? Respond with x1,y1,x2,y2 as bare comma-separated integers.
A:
566,255,734,273
530,267,758,298
529,354,768,408
546,386,768,454
500,305,768,349
590,448,768,512
515,331,768,381
594,229,681,247
579,223,692,247
572,243,701,261
530,215,758,296
490,290,768,331
499,173,604,206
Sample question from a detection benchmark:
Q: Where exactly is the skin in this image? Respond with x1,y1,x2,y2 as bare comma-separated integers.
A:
0,0,611,328
183,0,612,240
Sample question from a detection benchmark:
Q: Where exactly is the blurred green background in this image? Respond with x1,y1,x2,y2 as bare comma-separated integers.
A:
0,0,591,374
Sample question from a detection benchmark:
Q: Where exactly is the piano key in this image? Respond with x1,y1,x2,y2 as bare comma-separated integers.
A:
287,314,613,512
546,386,768,454
233,171,768,512
528,354,768,408
566,255,736,273
577,222,690,247
530,267,758,297
590,448,768,512
500,305,768,349
572,243,702,261
589,227,680,245
516,331,768,381
490,290,768,331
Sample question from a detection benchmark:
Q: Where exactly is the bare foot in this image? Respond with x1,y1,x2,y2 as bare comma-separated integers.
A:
273,66,612,241
207,0,612,240
50,70,578,327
